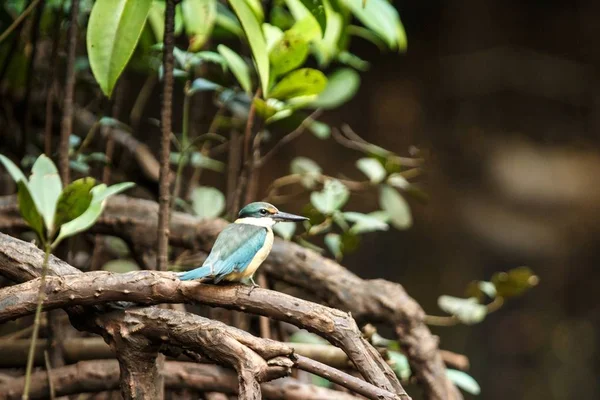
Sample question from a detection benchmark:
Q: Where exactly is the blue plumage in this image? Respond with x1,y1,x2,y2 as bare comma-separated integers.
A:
178,223,267,282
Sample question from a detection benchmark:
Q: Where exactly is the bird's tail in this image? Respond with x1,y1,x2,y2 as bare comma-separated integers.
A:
177,266,212,281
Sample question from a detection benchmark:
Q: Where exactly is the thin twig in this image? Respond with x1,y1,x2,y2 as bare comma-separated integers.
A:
0,0,41,44
43,350,56,400
58,0,79,184
130,74,157,132
259,110,322,167
157,0,176,271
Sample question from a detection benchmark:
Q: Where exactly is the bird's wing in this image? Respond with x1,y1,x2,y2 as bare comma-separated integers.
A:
203,223,267,281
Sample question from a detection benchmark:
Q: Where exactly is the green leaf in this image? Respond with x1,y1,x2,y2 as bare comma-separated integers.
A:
53,182,135,247
446,369,481,395
343,211,389,234
190,51,227,69
270,68,327,100
340,0,407,51
291,157,322,188
191,186,225,219
217,44,252,94
17,181,45,242
54,177,96,233
491,267,539,298
87,0,153,97
310,179,349,214
324,233,342,259
228,0,270,96
438,295,487,325
337,51,370,71
181,0,217,51
299,0,326,35
310,68,360,109
356,158,386,183
273,222,296,240
28,154,62,234
263,23,284,52
148,1,165,41
379,185,412,230
102,259,141,273
466,280,497,301
270,30,309,77
215,3,244,36
388,351,411,381
312,2,342,65
0,154,27,184
189,78,222,93
245,0,264,22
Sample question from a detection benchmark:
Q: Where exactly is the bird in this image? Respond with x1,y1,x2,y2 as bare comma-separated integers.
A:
177,202,307,285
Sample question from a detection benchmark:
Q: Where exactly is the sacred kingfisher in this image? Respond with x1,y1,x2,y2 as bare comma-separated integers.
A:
177,202,307,284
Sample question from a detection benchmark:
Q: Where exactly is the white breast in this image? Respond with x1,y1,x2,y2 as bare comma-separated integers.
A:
242,227,274,278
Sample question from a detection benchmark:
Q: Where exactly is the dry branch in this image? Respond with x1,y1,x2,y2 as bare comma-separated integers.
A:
0,234,403,400
0,360,362,400
0,194,459,399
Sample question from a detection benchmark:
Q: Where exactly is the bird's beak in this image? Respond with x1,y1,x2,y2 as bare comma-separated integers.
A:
272,211,308,222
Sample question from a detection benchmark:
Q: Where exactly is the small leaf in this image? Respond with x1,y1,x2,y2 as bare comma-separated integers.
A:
343,211,389,234
53,182,135,247
340,0,407,51
228,0,270,96
215,3,244,36
87,0,153,97
309,120,330,139
466,280,497,301
379,185,411,230
491,267,539,298
446,369,481,395
189,78,222,93
291,157,322,188
310,68,360,109
102,259,141,273
270,68,327,100
181,0,217,51
54,177,96,233
191,186,225,219
310,179,349,214
388,351,411,381
218,44,252,94
289,330,328,345
0,154,27,184
337,51,370,71
270,30,309,77
190,51,227,69
387,173,410,190
273,222,296,240
28,154,63,234
356,158,386,183
324,233,342,260
263,23,284,52
17,181,45,241
438,295,487,325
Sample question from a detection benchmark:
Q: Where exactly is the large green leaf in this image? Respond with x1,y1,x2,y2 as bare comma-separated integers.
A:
228,0,270,96
310,179,349,214
438,295,487,325
379,185,412,230
324,233,342,260
181,0,217,51
218,44,252,94
28,154,62,234
310,68,360,109
53,182,135,248
17,181,45,242
270,30,309,77
0,154,27,184
446,369,481,395
340,0,407,51
269,68,327,100
54,177,96,232
191,186,225,219
87,0,153,97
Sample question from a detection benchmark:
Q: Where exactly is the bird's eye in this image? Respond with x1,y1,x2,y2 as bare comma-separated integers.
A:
260,209,268,215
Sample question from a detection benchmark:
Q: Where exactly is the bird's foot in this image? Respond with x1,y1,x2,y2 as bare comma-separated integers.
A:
247,277,260,295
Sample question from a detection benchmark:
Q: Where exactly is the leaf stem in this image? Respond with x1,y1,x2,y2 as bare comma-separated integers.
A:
22,243,51,400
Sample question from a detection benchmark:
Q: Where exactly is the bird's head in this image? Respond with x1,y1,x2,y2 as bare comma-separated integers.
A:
237,202,307,225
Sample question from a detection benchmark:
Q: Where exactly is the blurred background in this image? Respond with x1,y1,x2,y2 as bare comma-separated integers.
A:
2,0,600,399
